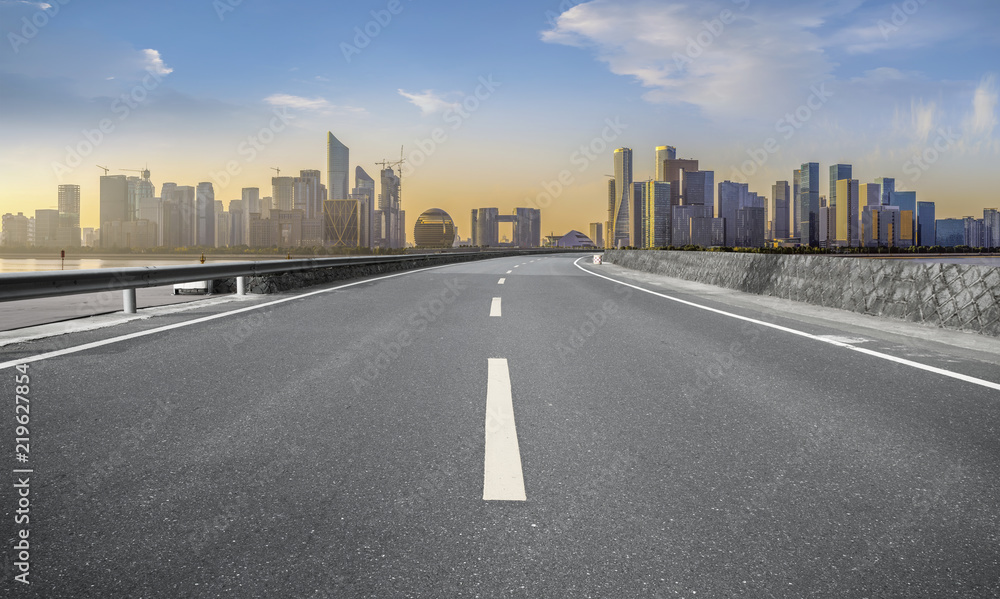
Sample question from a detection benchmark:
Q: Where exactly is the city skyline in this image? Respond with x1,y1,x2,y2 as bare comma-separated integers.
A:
1,0,998,235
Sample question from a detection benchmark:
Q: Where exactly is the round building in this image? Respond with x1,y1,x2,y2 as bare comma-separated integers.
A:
413,208,456,247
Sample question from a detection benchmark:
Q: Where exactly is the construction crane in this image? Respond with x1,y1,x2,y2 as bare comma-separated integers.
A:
270,167,281,178
97,165,109,175
375,146,407,248
121,167,151,180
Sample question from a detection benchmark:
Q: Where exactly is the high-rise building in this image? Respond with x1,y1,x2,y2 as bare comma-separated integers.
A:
241,187,260,244
889,190,916,243
654,145,676,182
681,170,714,209
126,170,155,220
589,223,604,249
380,167,403,248
771,181,791,239
58,184,81,228
353,166,376,248
99,175,128,248
229,199,245,246
936,218,965,247
829,164,852,210
323,199,360,246
513,207,541,248
327,132,350,201
663,157,699,207
1,212,30,247
632,181,645,247
606,178,615,248
33,209,60,247
876,177,895,206
295,170,323,219
983,208,1000,248
271,176,295,211
612,147,633,247
834,179,859,247
792,168,801,239
798,163,820,246
916,202,936,247
642,180,670,247
718,181,747,246
196,182,215,247
736,207,766,247
471,207,499,247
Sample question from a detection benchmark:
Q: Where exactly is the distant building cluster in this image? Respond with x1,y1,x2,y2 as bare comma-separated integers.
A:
598,145,1000,250
469,207,541,248
0,132,411,250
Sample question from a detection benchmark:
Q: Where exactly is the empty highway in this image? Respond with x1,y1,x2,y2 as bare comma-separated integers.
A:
2,253,999,598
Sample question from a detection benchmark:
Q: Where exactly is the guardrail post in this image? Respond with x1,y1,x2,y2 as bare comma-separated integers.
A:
236,276,246,296
123,289,137,314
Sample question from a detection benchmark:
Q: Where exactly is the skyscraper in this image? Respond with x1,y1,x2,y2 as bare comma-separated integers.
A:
295,169,323,219
680,170,714,208
327,132,350,200
196,182,216,247
272,177,295,211
876,177,895,206
606,178,615,248
612,147,632,247
58,184,81,228
242,187,260,245
380,167,402,248
834,178,859,247
631,180,645,248
718,180,748,246
352,166,376,248
771,181,791,239
799,163,820,246
917,202,936,247
589,223,604,249
643,180,670,247
663,157,699,206
829,164,852,210
792,169,801,239
99,175,128,248
654,145,676,181
323,199,360,246
514,207,541,248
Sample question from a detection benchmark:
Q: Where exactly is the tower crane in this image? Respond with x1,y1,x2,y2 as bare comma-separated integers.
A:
97,165,109,175
121,166,151,180
270,167,281,177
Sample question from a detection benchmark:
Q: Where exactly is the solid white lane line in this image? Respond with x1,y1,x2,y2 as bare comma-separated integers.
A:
483,358,526,501
506,270,513,274
0,263,461,371
490,297,502,317
498,278,506,284
573,257,1000,392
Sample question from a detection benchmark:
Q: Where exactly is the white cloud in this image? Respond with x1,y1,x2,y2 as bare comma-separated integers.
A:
967,75,998,137
142,49,173,76
397,89,459,115
263,93,367,116
541,0,833,118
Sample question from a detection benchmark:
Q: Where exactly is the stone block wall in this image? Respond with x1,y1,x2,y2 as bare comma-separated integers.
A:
604,250,1000,337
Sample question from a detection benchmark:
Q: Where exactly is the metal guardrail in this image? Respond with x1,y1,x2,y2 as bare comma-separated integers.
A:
0,249,594,313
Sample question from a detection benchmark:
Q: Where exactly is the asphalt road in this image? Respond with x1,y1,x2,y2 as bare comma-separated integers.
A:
1,253,999,598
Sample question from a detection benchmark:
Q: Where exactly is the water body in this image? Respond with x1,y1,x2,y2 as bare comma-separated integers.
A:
0,256,265,274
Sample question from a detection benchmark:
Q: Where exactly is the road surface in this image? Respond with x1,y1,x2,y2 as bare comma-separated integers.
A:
2,253,999,597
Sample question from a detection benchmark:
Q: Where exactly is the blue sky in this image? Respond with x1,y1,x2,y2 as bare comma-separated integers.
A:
1,0,997,234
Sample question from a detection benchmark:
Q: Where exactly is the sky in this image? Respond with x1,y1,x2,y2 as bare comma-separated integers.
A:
0,0,998,238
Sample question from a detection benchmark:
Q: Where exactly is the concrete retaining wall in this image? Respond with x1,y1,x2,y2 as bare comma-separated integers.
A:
604,250,1000,337
211,251,537,295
